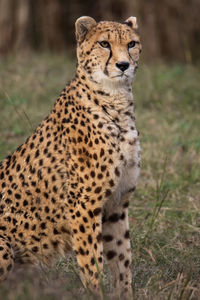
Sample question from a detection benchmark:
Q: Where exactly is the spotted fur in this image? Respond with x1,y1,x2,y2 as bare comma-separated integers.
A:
0,16,141,298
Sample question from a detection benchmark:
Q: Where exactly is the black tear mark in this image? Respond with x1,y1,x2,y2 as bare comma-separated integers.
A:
104,49,112,76
128,50,134,63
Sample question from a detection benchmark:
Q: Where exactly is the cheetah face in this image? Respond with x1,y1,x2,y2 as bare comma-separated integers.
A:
76,16,142,89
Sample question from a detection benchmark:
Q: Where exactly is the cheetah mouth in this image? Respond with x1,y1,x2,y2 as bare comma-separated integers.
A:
111,73,129,79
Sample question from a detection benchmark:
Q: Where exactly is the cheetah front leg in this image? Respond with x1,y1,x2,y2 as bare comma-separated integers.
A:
70,206,104,295
102,193,133,299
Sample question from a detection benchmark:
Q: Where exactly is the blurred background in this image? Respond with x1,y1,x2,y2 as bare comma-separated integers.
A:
0,1,200,299
0,0,200,62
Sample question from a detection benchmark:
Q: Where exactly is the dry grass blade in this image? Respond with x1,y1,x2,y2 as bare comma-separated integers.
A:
3,89,33,134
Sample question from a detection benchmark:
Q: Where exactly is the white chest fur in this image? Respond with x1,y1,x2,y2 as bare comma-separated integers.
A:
115,119,140,203
102,89,141,203
85,87,140,203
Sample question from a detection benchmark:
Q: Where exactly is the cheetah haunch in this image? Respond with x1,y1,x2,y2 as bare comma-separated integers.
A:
0,16,141,298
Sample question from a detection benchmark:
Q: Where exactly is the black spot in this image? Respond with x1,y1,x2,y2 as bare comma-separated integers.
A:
94,187,102,194
119,253,125,260
101,165,106,172
108,213,119,222
105,189,112,197
109,179,115,187
76,211,81,217
45,206,50,213
100,148,104,157
0,226,6,231
16,164,21,172
8,175,13,182
18,232,23,238
7,264,12,272
51,240,59,248
24,222,29,229
91,257,95,265
107,250,117,260
94,98,99,105
3,253,9,260
61,226,70,234
53,228,59,235
97,233,102,242
20,148,26,156
93,114,99,119
124,260,130,267
81,202,86,209
15,193,21,200
79,224,85,233
32,246,38,253
32,235,40,242
103,235,113,242
123,201,129,208
124,230,130,239
32,225,36,230
88,210,93,218
43,192,49,199
117,240,123,246
83,216,88,223
88,235,93,244
90,171,95,178
97,173,103,179
79,247,85,255
98,257,102,263
35,149,40,158
78,157,84,163
128,187,136,193
98,122,103,129
41,222,46,229
93,207,101,216
120,212,126,220
115,167,120,177
30,142,34,149
93,153,98,160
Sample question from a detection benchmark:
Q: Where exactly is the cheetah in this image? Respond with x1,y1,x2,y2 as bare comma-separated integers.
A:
0,16,141,298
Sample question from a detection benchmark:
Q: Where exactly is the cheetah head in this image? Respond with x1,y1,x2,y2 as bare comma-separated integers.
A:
75,16,141,90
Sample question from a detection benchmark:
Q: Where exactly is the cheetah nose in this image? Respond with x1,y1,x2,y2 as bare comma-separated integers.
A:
116,61,130,72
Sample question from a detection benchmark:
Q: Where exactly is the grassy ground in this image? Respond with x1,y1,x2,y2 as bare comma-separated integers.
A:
0,53,200,299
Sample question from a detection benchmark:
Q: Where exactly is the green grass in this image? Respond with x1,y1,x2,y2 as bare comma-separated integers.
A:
0,54,200,299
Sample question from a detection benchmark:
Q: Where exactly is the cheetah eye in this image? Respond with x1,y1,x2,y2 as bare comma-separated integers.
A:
98,41,110,49
128,41,137,49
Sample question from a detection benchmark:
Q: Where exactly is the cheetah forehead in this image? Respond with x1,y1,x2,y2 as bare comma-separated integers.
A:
87,21,140,43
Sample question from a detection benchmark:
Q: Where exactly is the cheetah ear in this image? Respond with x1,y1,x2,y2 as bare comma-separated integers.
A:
124,16,138,30
75,16,97,43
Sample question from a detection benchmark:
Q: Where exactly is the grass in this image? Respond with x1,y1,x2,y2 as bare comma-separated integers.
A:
0,53,200,299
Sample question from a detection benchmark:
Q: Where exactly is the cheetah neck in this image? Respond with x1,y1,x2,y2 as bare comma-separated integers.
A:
74,67,135,120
